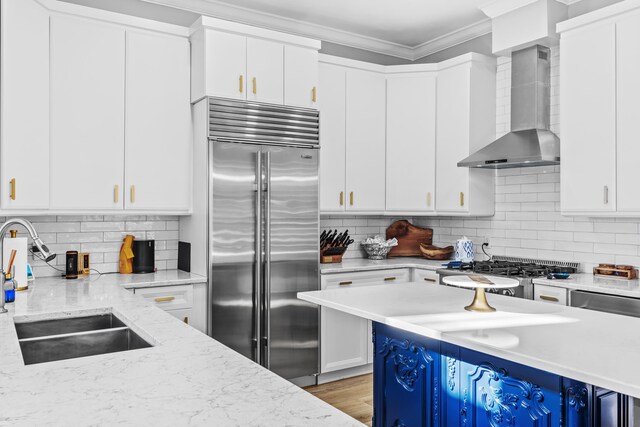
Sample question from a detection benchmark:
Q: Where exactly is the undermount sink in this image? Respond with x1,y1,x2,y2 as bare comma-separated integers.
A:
15,314,126,339
14,313,152,365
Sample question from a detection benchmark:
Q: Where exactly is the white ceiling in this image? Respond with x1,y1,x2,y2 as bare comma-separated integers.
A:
207,0,490,47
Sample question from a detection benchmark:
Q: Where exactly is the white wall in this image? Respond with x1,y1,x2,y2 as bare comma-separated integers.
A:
10,215,179,278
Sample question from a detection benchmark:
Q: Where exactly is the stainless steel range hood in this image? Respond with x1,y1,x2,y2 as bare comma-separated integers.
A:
458,45,560,169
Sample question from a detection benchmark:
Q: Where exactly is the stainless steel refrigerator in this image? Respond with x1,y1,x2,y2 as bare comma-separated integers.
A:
207,98,320,384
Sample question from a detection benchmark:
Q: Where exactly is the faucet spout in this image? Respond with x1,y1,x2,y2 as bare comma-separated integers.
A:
0,218,56,314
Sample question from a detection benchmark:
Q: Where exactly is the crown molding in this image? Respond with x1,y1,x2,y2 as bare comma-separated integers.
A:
412,18,492,60
141,0,494,61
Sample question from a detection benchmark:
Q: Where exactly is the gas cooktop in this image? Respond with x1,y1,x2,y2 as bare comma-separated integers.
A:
445,259,576,278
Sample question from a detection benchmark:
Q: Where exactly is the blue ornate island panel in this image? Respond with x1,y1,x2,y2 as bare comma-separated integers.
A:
372,322,631,427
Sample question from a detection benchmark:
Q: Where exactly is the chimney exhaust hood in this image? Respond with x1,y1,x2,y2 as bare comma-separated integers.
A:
458,45,560,169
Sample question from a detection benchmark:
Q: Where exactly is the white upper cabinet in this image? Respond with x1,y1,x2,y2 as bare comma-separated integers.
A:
50,16,126,210
284,45,319,109
435,57,496,216
615,11,640,213
557,2,640,216
560,23,617,214
246,38,284,105
386,73,437,213
345,69,386,212
1,0,49,209
319,63,347,213
190,18,320,107
124,31,191,212
195,30,247,102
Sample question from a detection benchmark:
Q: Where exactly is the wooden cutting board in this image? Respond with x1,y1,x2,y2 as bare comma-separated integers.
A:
385,220,433,257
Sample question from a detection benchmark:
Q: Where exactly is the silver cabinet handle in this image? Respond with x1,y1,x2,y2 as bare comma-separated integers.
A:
338,281,352,286
539,295,559,302
423,277,436,283
384,277,396,281
604,185,609,204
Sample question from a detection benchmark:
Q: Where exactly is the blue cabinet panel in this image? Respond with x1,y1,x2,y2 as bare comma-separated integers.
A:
374,322,440,427
459,347,562,426
372,322,627,427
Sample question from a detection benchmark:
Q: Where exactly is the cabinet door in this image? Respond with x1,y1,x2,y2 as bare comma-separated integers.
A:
321,306,369,373
0,0,49,209
345,69,386,212
50,16,125,210
386,74,437,212
284,45,318,108
561,23,617,213
204,30,246,100
616,12,640,213
125,31,191,211
436,64,470,213
319,64,346,212
247,38,284,105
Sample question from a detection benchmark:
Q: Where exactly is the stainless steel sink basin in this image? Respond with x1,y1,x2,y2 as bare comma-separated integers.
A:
15,314,126,339
14,313,152,365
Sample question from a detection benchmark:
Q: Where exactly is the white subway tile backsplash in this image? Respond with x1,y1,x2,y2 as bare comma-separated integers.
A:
15,215,179,278
80,221,125,232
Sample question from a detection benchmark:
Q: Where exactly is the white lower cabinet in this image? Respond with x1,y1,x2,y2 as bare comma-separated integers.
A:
320,269,410,374
134,283,207,333
533,284,568,305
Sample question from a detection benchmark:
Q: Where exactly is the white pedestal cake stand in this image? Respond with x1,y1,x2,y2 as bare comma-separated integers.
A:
442,275,519,312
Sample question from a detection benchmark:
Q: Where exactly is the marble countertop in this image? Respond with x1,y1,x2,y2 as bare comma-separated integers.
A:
533,273,640,298
320,257,447,274
31,269,207,290
299,283,640,398
0,278,361,426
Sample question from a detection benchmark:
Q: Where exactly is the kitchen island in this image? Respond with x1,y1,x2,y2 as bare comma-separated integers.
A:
299,282,639,426
0,276,361,426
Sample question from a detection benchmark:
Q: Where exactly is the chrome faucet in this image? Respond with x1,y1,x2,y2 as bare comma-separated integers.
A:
0,218,55,314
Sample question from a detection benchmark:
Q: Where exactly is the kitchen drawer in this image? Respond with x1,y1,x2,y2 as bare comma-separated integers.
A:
321,268,411,290
134,285,193,311
413,269,439,284
166,308,193,326
534,284,568,306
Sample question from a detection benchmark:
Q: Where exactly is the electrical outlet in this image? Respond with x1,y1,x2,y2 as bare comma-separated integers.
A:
483,236,491,247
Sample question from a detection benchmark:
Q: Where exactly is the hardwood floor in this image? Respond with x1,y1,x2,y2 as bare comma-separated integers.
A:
304,374,373,426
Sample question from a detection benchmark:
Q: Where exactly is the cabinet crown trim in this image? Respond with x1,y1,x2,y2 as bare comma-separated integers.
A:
191,16,321,49
557,0,640,33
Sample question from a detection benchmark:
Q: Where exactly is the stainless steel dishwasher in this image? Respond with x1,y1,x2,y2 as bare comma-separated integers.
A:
571,290,640,426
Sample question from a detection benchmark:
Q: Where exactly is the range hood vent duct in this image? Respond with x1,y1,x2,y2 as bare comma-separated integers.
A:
458,45,560,169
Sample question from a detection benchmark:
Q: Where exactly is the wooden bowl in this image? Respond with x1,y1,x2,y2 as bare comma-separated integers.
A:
419,244,454,260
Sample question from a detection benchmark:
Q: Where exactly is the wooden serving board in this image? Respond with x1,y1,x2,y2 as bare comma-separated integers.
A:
385,220,433,257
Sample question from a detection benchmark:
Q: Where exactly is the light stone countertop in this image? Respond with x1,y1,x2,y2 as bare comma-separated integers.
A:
0,275,362,426
31,269,207,290
298,282,640,399
320,257,447,274
533,273,640,298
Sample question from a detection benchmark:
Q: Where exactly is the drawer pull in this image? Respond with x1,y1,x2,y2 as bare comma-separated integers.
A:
539,295,559,302
338,281,352,286
423,277,436,283
384,277,396,281
154,296,176,303
183,316,189,324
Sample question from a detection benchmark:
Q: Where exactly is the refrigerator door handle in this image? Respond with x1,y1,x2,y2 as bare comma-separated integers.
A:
254,151,263,365
263,150,272,369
